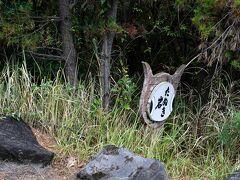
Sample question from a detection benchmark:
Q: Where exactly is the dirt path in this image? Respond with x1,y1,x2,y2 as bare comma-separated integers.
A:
0,128,82,180
0,161,76,180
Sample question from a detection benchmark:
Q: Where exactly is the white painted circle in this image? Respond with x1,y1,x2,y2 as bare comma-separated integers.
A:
147,82,175,122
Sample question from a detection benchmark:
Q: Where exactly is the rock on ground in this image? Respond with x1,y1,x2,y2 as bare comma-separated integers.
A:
77,145,168,180
228,170,240,180
0,116,54,166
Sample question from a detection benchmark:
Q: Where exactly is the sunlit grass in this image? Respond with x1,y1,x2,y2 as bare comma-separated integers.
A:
0,63,239,179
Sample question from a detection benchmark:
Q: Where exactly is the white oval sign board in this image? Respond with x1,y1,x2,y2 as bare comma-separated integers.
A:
147,82,175,122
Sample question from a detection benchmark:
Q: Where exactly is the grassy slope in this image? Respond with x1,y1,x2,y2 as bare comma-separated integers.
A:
0,63,239,179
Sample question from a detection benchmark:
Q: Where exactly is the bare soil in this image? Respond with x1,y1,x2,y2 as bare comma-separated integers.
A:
0,128,83,180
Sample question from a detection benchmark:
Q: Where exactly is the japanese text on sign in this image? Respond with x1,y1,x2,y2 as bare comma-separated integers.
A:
147,82,175,122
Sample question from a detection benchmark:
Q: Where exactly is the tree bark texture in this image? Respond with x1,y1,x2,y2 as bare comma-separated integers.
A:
100,0,118,111
59,0,78,87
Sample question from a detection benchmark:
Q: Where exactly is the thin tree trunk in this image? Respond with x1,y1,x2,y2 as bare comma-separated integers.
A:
100,0,118,111
59,0,78,87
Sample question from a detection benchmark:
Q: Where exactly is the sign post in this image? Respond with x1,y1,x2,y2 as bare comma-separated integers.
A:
139,62,186,128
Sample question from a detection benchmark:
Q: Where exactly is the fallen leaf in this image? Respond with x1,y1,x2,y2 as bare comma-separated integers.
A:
66,157,77,168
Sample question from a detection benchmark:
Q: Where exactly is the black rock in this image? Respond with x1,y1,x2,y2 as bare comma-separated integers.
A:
0,116,54,166
77,145,168,180
228,170,240,180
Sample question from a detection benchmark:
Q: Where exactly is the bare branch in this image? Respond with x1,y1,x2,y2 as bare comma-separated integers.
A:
36,47,63,52
69,0,78,10
26,51,64,61
31,16,61,22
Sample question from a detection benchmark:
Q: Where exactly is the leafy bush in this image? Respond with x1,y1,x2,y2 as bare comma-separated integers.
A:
111,67,137,110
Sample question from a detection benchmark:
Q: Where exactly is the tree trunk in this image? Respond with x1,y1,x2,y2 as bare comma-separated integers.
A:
100,0,118,111
59,0,78,87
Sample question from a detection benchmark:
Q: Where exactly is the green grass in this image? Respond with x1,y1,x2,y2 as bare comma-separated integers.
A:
0,63,239,179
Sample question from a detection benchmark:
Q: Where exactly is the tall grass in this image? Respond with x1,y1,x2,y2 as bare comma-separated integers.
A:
0,62,239,179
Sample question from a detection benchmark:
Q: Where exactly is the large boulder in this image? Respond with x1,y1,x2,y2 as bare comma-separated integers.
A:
228,170,240,180
77,145,168,180
0,116,54,166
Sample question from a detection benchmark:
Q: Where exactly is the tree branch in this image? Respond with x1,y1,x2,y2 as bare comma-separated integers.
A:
36,47,63,52
26,51,64,61
31,16,61,22
69,0,78,10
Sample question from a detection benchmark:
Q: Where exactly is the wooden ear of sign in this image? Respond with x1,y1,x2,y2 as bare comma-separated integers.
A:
139,62,186,128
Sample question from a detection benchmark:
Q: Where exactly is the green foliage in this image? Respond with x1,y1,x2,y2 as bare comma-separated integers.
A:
0,1,240,179
111,67,137,110
99,0,123,33
191,0,224,38
230,60,240,69
0,63,238,179
220,113,240,151
0,0,58,51
191,0,240,39
0,1,40,49
234,0,240,7
225,51,240,69
100,0,111,17
175,0,186,6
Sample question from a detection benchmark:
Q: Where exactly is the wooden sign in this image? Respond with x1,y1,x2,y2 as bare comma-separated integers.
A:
147,81,175,122
139,62,186,128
